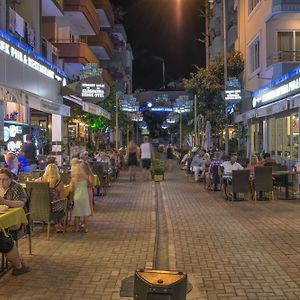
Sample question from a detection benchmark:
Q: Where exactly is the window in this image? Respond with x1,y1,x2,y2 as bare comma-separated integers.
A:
249,38,260,74
249,0,260,14
277,31,300,62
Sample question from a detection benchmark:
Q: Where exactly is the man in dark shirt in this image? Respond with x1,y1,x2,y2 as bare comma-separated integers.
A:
20,134,37,172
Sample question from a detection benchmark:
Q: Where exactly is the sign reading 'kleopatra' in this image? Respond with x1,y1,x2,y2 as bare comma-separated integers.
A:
78,76,110,102
81,83,105,98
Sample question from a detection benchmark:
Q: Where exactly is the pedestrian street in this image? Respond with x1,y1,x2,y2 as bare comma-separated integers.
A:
3,168,300,299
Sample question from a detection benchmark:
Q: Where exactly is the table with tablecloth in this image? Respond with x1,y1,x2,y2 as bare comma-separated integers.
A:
0,207,28,229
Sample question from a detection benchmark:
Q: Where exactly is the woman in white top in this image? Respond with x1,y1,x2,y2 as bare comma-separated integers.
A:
140,136,152,180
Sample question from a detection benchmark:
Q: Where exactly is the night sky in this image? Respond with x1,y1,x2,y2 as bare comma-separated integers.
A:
113,0,205,90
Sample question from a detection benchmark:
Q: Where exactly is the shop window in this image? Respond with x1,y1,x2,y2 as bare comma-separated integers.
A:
292,113,299,160
269,118,276,156
4,102,27,123
283,116,291,159
249,37,260,74
251,123,259,154
276,118,283,156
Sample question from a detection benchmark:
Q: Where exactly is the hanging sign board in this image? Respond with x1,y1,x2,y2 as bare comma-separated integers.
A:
77,76,110,102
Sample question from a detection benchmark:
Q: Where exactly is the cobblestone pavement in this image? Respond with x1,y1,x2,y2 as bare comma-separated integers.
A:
3,168,300,299
0,174,155,300
161,168,300,300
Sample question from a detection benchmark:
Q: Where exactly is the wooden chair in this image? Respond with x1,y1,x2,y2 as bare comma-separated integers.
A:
254,166,274,201
26,182,67,239
231,170,251,201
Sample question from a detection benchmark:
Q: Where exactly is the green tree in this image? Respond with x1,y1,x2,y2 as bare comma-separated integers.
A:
184,50,244,145
72,85,133,150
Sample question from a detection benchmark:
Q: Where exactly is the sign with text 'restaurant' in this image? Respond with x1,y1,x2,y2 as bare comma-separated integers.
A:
0,29,67,85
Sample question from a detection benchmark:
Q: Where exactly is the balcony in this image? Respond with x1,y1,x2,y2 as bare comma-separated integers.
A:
42,0,64,16
267,51,300,78
88,31,114,60
93,0,114,28
64,0,100,35
54,40,99,76
272,0,300,13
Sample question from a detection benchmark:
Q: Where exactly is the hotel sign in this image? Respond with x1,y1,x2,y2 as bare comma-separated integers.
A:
78,77,110,102
0,29,67,85
252,66,300,108
224,89,242,102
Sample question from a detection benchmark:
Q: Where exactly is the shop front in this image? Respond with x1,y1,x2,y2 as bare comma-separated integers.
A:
0,28,69,164
235,66,300,166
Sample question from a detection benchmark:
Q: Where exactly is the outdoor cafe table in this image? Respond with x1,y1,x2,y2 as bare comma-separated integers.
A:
272,170,300,200
0,207,27,229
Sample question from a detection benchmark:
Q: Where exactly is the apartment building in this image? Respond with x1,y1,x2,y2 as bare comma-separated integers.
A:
234,0,300,166
209,0,237,60
0,0,69,162
42,0,133,149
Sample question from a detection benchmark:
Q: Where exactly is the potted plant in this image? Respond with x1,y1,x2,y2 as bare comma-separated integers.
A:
152,159,165,182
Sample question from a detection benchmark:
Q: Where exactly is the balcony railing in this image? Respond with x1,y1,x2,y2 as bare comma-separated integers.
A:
267,51,300,66
272,0,300,13
52,39,98,64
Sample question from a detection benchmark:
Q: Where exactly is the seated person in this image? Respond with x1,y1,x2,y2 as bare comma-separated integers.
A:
4,152,19,179
36,164,65,233
46,156,57,166
263,153,277,166
246,154,261,174
190,149,206,182
0,168,30,275
220,153,243,199
206,152,223,190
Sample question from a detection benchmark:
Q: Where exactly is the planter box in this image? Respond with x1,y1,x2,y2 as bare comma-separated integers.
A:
154,174,164,182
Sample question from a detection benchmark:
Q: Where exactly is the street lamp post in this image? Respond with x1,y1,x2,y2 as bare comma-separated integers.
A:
115,93,119,150
180,113,183,150
223,0,229,155
194,95,198,146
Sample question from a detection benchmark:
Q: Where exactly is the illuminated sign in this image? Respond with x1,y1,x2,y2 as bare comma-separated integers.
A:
252,65,300,108
150,107,173,112
224,90,242,101
77,76,110,102
81,83,105,98
0,29,66,84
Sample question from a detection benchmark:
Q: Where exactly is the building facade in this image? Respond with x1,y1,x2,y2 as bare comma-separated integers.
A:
0,0,69,163
234,0,300,166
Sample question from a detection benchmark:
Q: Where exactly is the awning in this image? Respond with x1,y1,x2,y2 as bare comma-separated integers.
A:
63,95,111,120
0,84,70,116
256,99,288,118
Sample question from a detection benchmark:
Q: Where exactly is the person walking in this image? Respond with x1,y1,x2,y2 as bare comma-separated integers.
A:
70,163,91,233
19,134,37,172
126,140,139,181
140,136,152,180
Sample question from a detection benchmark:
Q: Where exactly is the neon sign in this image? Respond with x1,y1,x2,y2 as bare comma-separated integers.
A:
0,29,67,84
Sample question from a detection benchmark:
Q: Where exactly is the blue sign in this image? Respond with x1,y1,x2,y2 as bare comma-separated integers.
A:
0,28,67,81
150,107,173,112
